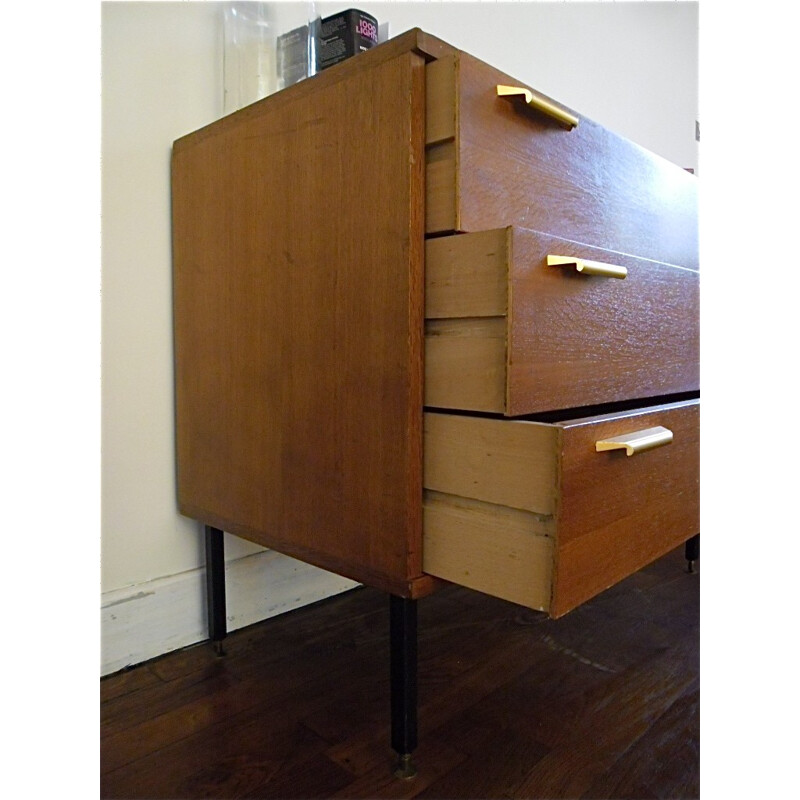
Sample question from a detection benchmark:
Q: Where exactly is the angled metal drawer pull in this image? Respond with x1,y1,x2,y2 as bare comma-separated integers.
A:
547,254,628,279
595,426,673,456
496,85,580,130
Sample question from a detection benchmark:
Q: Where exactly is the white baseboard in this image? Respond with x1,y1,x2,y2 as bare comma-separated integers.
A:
101,550,359,676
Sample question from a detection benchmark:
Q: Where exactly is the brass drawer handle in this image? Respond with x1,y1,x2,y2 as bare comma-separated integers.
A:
596,426,673,457
496,85,579,130
547,254,628,279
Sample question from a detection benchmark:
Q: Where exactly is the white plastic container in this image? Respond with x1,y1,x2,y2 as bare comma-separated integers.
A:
223,2,320,114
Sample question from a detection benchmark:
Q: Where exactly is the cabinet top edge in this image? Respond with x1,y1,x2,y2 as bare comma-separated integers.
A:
172,28,456,153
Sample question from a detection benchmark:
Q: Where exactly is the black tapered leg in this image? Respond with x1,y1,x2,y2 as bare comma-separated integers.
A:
685,533,700,573
204,525,227,656
390,595,418,779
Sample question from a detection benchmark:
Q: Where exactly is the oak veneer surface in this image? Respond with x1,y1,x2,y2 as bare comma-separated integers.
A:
427,53,698,271
172,48,430,597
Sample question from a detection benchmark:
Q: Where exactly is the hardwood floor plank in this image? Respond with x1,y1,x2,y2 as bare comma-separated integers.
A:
100,547,699,799
415,721,549,799
509,642,698,798
330,734,466,799
102,642,384,775
102,703,334,798
430,648,612,748
100,663,164,704
101,596,389,750
581,685,700,799
101,659,233,739
237,749,355,800
320,618,545,775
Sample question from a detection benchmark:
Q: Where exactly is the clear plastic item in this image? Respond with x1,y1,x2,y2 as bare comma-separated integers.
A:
223,2,320,115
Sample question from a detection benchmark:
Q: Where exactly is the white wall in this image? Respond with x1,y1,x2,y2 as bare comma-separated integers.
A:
321,1,699,170
101,1,363,676
101,0,698,675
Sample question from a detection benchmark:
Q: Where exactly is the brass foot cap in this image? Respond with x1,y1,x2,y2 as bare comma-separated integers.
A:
393,753,417,780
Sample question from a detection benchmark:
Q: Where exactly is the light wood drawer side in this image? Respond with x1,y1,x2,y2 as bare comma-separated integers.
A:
424,227,508,413
422,412,559,611
425,55,456,145
423,412,559,514
423,491,554,612
425,55,458,232
425,228,508,319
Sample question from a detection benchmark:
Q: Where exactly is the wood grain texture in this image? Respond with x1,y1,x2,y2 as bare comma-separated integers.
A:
424,317,506,412
506,227,700,415
423,412,559,515
101,549,698,799
423,490,553,611
425,227,508,318
424,55,457,145
551,399,700,617
173,30,699,613
173,50,427,597
422,402,698,618
427,52,698,271
173,29,454,156
424,144,458,233
424,226,698,415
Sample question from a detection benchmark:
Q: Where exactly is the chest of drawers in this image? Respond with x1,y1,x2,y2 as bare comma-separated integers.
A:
172,28,698,775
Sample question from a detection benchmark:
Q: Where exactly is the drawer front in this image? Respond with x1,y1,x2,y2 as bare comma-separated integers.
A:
425,54,698,271
422,399,699,617
552,399,699,616
425,227,699,415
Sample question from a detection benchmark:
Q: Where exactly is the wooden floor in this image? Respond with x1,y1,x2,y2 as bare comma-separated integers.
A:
101,546,699,799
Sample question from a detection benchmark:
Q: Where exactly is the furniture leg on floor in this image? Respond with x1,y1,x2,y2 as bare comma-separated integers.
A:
685,534,700,573
390,595,418,779
204,525,227,656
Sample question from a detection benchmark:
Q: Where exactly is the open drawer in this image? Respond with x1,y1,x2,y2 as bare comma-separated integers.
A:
424,227,699,415
424,52,698,271
422,398,699,617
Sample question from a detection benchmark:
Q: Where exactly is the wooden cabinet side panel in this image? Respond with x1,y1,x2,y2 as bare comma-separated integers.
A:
172,52,426,593
456,54,699,270
551,401,699,617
